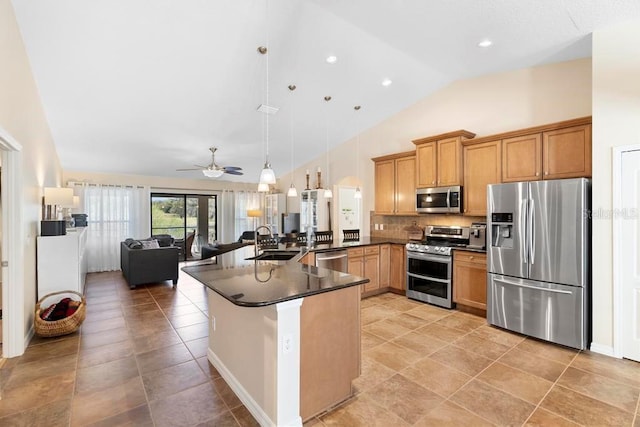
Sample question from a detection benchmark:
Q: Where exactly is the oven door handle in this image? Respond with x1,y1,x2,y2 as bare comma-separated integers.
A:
407,272,450,284
407,254,452,264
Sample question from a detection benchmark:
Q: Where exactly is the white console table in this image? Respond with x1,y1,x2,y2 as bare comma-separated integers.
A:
37,227,88,299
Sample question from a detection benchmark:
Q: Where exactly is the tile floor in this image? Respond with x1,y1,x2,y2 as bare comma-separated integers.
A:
0,268,638,426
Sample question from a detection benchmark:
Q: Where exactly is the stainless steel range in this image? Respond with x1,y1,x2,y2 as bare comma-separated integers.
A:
406,225,469,308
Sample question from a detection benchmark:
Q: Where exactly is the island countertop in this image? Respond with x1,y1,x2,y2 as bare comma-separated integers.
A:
182,244,369,307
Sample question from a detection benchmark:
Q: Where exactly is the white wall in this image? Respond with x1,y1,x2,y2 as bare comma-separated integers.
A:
280,58,592,236
591,19,640,352
0,0,63,346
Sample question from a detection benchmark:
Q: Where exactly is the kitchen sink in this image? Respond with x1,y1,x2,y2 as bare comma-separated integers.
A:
245,251,298,261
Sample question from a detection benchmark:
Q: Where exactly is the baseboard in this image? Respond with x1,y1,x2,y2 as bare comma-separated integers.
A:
24,325,35,353
589,342,618,358
208,349,275,427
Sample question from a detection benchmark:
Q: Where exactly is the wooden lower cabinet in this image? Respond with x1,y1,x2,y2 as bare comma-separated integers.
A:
379,244,390,287
389,244,406,292
348,246,380,295
453,251,487,314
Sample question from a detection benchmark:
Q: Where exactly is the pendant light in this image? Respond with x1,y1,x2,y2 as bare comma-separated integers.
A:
354,105,362,199
323,95,333,199
257,1,276,190
287,84,298,198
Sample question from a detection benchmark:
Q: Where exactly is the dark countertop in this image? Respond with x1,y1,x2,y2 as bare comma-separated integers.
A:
182,244,368,307
306,236,408,252
457,246,487,254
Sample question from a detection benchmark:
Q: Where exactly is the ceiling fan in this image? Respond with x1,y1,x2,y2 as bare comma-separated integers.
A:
176,147,243,178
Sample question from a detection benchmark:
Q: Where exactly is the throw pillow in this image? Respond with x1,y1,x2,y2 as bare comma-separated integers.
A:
141,239,160,249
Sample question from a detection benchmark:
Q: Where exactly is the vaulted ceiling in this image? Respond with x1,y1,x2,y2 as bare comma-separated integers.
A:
12,0,640,182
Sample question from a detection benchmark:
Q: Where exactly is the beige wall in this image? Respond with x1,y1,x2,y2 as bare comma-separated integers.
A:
281,58,592,237
0,0,63,342
591,20,640,351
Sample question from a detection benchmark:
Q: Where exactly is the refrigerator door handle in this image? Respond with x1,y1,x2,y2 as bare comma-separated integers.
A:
494,277,573,295
520,199,528,263
528,198,535,264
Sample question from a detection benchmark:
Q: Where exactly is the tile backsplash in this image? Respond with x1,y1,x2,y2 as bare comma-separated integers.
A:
370,213,485,239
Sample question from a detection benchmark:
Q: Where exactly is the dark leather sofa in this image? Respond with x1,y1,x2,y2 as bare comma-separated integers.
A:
120,239,179,289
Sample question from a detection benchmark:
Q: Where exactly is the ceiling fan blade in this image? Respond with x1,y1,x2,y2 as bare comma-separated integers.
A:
222,166,242,171
176,168,202,171
224,170,244,176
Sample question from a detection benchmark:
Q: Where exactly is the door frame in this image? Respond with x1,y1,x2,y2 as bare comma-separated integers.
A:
0,126,24,358
612,143,640,359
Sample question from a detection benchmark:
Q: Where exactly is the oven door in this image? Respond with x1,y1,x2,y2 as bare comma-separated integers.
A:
406,252,453,308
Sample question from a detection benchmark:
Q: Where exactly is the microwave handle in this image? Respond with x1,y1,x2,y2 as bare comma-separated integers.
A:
446,188,450,209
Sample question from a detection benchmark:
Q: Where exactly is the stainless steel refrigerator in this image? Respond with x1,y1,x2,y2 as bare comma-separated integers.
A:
487,178,590,349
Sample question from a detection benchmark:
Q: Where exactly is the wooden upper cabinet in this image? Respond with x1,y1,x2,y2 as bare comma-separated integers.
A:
543,124,592,179
437,137,463,186
415,142,436,187
502,133,542,182
463,139,502,216
395,155,417,215
413,130,475,188
373,151,416,215
374,159,395,215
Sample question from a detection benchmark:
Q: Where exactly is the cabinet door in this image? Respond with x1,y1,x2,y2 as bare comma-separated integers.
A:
437,137,462,186
453,252,487,310
363,254,380,293
374,159,395,214
347,256,363,276
416,142,437,187
502,133,542,182
395,155,416,215
463,140,502,216
390,244,406,291
543,124,592,179
379,244,390,288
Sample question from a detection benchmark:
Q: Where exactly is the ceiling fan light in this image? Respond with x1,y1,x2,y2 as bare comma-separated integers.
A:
287,183,298,198
354,186,362,199
202,169,224,178
258,182,270,192
259,162,276,184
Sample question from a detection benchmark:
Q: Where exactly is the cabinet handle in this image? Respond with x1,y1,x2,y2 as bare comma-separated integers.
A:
545,171,549,175
432,180,435,184
470,256,474,260
535,172,539,176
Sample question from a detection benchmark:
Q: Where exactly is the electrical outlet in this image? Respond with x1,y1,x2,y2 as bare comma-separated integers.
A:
380,224,384,230
211,316,216,331
374,223,379,230
283,334,293,354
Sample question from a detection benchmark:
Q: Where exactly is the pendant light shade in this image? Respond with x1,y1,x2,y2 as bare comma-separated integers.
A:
324,188,333,198
259,162,276,184
354,186,362,199
287,183,298,197
258,182,270,192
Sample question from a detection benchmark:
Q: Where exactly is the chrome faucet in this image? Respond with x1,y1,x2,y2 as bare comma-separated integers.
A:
254,225,273,256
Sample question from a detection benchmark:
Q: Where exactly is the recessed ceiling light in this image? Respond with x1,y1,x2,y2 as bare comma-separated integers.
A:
478,39,493,48
326,55,338,64
381,78,392,87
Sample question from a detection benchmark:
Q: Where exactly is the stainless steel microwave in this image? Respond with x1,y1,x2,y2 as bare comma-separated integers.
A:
416,186,462,214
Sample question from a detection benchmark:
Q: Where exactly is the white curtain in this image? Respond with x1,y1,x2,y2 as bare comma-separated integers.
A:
71,183,150,272
219,190,235,243
234,191,262,238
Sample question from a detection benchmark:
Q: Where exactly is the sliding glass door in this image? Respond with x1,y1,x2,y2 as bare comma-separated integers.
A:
151,193,217,261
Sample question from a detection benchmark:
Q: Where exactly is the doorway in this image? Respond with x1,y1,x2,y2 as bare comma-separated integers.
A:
614,146,640,362
150,193,218,261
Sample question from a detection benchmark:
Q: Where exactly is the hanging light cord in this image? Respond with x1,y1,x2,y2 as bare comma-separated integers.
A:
265,0,270,165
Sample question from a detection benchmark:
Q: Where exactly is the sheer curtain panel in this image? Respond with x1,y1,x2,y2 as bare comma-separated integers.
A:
71,184,150,272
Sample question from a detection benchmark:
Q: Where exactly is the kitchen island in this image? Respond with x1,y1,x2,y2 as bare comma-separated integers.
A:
182,245,368,426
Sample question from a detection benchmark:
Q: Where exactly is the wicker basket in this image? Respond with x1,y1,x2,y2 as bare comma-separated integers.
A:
35,290,86,337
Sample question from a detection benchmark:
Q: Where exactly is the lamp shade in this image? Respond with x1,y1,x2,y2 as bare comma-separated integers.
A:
44,187,74,207
247,209,263,218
